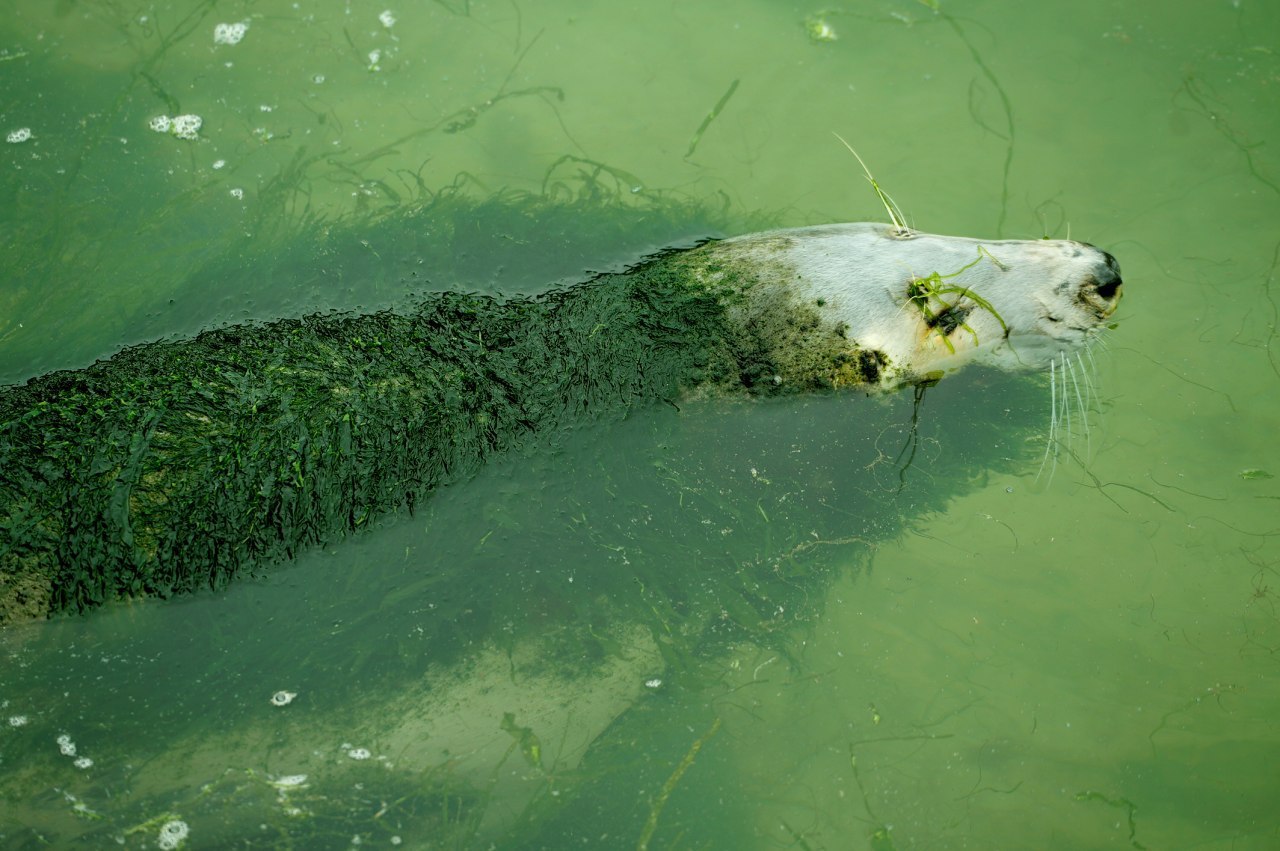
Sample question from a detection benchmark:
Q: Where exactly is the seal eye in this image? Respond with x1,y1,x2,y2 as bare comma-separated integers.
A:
932,305,972,336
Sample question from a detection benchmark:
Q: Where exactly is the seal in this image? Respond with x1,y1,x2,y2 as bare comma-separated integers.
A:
0,220,1121,621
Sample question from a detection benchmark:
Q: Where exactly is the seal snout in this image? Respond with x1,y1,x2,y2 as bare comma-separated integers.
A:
1088,250,1123,314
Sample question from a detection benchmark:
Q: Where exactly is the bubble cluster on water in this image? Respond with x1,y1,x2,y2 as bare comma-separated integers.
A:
6,127,31,144
214,21,249,45
149,114,203,141
51,733,95,769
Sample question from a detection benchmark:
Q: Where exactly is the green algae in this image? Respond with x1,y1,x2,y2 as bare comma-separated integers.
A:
0,235,741,621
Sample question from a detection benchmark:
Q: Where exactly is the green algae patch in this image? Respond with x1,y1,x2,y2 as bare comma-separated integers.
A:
0,243,749,622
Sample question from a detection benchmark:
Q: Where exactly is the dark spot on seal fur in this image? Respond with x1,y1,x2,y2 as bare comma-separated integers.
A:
849,348,887,383
926,305,973,336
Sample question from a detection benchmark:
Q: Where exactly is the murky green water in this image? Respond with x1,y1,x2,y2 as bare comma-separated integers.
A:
2,0,1278,848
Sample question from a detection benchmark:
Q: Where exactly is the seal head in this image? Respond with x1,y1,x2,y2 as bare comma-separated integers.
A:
689,223,1122,389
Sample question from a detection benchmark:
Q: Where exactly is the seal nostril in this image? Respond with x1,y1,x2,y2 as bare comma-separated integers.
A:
1095,278,1121,301
1091,250,1122,302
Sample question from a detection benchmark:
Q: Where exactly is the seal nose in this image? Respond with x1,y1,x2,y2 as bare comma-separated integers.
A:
1092,250,1123,307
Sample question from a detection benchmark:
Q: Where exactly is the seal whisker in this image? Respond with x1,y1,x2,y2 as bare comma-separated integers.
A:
1059,352,1074,467
1077,348,1101,434
1036,330,1113,485
1075,350,1097,414
1037,355,1060,483
1066,353,1090,461
1075,348,1095,460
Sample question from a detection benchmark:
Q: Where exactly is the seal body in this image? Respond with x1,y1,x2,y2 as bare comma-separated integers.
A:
0,222,1122,621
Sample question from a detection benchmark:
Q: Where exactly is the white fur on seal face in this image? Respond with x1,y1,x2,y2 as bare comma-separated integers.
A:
702,222,1123,388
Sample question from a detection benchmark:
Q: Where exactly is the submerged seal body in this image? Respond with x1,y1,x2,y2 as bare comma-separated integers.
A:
0,221,1121,621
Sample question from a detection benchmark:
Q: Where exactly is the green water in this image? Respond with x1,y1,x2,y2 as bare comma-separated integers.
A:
2,0,1279,848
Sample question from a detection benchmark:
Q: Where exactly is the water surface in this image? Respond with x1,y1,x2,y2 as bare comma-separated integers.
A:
2,1,1279,848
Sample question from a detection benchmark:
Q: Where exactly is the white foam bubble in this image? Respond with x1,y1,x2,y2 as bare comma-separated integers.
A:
6,127,31,144
170,114,202,140
214,21,248,45
149,114,202,140
157,819,189,850
271,774,308,788
379,10,396,28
